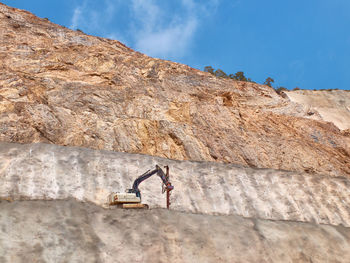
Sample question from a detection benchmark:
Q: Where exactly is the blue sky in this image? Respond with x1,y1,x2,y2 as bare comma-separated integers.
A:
2,0,350,90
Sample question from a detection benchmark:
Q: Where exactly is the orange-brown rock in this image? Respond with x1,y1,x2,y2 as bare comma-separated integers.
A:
0,3,349,176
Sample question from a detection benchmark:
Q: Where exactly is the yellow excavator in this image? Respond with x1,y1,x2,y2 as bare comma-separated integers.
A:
108,165,174,209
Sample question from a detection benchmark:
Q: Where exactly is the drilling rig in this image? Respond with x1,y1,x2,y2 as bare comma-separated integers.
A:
108,165,174,209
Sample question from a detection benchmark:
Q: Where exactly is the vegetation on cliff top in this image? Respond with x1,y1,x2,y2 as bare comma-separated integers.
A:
204,66,289,94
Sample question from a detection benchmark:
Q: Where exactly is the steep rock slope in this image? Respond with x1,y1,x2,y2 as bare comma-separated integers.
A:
0,3,349,177
1,199,350,263
1,143,350,227
285,90,350,131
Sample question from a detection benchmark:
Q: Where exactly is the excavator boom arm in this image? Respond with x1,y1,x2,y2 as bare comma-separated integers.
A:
129,165,173,198
109,165,174,209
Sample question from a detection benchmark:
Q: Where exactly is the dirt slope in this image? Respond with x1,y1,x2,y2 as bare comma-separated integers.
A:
1,199,350,263
0,3,349,176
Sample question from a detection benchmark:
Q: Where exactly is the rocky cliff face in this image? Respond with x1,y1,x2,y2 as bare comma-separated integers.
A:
0,3,349,177
1,142,350,262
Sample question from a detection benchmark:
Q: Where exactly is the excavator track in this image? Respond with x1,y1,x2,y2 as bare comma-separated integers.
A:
121,203,149,209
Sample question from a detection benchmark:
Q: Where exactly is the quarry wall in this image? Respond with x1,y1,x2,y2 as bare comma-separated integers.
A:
1,199,350,263
1,142,349,227
285,90,350,131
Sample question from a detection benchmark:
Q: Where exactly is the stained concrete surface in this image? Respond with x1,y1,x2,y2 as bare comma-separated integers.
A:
0,199,349,263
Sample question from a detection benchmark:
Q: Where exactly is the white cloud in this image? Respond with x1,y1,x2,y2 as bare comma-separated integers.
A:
70,6,83,29
131,0,160,31
134,17,198,58
130,0,217,59
69,0,119,30
69,0,219,59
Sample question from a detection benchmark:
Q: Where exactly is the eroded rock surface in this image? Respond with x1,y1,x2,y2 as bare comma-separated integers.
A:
1,142,350,227
285,90,350,131
1,199,350,263
0,3,349,176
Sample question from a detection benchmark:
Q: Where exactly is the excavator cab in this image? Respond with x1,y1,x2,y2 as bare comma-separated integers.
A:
108,165,174,209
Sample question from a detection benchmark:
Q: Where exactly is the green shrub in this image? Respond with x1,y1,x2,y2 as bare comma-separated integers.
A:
204,66,214,75
214,69,229,78
229,71,247,81
264,77,274,87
